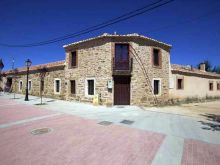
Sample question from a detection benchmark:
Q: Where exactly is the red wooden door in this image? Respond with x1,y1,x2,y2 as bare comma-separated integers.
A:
114,76,130,105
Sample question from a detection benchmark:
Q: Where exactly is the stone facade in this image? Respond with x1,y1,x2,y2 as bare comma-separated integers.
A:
2,34,220,106
64,38,113,104
63,36,171,105
1,34,177,106
6,67,65,100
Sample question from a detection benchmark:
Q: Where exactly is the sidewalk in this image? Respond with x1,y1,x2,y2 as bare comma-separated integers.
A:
0,93,220,165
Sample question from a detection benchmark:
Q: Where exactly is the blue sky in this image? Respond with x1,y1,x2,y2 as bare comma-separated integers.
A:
0,0,220,70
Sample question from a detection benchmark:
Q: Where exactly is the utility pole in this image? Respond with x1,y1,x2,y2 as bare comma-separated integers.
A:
12,57,16,99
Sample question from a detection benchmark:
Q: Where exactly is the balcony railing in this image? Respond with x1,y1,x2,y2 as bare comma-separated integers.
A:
112,57,133,76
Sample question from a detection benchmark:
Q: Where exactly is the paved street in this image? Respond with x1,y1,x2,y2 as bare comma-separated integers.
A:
0,93,220,165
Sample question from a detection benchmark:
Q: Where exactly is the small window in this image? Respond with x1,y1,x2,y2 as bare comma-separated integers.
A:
40,80,44,91
70,80,76,94
19,81,22,91
217,82,220,91
28,80,32,91
153,79,161,95
209,82,213,91
54,79,61,94
86,79,95,96
70,51,77,67
152,48,161,67
177,78,184,90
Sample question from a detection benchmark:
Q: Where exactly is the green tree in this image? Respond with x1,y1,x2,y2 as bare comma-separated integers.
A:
212,66,220,74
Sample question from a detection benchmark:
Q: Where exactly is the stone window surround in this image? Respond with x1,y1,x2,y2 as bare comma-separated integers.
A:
28,80,32,91
152,78,162,96
85,78,96,97
19,80,23,92
54,78,61,95
151,47,162,69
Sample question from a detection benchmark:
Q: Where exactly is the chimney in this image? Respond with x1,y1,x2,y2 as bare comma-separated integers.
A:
199,63,206,72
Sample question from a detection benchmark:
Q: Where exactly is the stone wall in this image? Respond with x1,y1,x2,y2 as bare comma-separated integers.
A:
127,38,170,105
64,37,171,105
11,68,65,100
64,38,113,104
3,36,171,106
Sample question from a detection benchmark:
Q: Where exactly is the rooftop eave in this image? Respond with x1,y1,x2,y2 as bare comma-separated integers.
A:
63,33,172,49
171,69,220,79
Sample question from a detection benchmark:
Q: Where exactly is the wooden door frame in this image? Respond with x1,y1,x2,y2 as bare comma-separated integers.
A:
113,76,131,105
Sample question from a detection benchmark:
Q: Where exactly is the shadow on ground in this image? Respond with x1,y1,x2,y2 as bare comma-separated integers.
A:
34,103,47,106
199,113,220,131
46,100,56,102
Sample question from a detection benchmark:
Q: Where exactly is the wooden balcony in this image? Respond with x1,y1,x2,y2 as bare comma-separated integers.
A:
112,57,133,76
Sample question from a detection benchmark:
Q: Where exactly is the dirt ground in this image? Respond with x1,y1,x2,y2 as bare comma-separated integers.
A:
145,100,220,120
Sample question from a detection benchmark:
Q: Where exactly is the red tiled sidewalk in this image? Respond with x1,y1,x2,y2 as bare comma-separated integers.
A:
0,98,19,105
0,103,56,124
0,115,165,165
182,139,220,165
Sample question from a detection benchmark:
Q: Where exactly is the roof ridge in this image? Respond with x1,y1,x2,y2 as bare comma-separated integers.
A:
63,33,172,48
171,63,220,78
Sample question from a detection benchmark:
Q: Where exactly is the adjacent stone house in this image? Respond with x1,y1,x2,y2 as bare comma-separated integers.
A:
1,33,220,105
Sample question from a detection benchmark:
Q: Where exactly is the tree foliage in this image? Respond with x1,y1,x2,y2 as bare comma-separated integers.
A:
212,66,220,74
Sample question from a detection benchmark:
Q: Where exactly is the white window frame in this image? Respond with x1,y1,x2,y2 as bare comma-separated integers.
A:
152,78,162,96
28,80,32,91
85,78,96,97
54,78,61,95
19,80,23,92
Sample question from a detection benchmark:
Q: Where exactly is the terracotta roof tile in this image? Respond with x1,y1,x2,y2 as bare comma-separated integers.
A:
63,33,172,48
4,60,65,74
171,64,220,78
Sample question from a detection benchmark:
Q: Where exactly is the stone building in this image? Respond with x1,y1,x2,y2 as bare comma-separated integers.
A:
170,64,220,99
1,33,220,105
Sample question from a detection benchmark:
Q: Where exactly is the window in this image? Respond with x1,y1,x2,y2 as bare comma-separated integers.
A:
70,80,76,94
40,80,44,91
115,44,129,70
153,79,161,95
217,82,220,91
19,80,22,91
54,79,61,94
70,51,77,67
209,82,213,91
28,80,32,91
85,78,95,96
177,78,184,90
152,48,161,67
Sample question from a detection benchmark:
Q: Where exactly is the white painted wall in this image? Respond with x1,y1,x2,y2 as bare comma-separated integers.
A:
169,73,220,99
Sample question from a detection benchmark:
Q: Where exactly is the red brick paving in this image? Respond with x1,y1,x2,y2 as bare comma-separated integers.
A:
0,98,18,105
182,139,220,165
0,114,165,165
0,103,56,124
